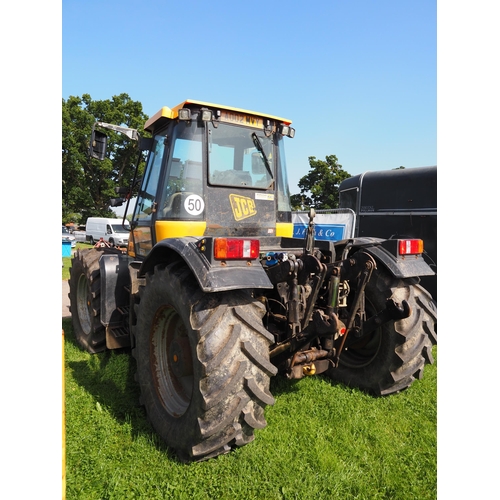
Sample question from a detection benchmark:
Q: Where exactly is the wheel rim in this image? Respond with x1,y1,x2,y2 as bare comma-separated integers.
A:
339,297,383,369
150,305,193,417
76,274,93,335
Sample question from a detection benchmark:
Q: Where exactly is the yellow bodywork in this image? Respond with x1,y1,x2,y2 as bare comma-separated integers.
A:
276,222,294,238
155,220,207,240
129,221,293,257
144,99,292,132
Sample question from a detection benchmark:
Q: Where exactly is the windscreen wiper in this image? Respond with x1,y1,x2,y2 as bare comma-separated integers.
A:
252,132,273,179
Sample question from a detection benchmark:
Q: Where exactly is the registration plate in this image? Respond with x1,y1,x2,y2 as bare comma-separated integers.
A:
219,110,264,129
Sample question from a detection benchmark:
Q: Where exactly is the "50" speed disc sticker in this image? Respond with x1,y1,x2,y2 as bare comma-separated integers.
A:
184,194,205,215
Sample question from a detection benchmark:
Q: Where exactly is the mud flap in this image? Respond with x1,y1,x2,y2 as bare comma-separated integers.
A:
99,253,132,348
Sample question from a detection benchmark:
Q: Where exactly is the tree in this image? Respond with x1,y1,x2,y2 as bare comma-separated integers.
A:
290,155,351,210
62,93,149,224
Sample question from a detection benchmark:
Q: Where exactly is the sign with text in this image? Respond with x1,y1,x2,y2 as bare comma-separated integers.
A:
292,211,355,242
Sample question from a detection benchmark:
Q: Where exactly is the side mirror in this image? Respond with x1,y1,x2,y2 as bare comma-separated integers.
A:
110,198,124,207
139,137,153,152
89,130,108,160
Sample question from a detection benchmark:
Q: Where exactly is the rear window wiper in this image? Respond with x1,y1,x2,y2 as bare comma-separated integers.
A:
252,133,273,179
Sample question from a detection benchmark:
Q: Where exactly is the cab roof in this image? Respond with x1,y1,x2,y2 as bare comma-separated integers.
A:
144,99,292,132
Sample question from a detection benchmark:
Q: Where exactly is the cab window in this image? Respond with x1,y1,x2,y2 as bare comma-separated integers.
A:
134,135,166,222
158,121,204,220
207,122,274,189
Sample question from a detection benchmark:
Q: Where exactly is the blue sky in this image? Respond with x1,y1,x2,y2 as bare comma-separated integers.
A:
62,0,436,193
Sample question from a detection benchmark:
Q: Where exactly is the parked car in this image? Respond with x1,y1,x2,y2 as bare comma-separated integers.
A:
62,226,76,248
73,230,87,242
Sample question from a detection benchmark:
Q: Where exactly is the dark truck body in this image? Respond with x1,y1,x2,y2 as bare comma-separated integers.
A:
339,166,437,300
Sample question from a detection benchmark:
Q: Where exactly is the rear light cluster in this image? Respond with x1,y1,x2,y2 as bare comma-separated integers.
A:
398,239,424,255
214,238,260,260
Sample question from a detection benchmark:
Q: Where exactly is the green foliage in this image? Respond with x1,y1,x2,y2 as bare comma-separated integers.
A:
291,155,351,211
63,316,437,499
62,93,149,224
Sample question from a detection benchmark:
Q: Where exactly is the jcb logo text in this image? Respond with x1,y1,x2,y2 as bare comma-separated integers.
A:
229,194,257,221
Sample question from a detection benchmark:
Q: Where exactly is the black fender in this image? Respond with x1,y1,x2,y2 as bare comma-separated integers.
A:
335,237,435,279
139,237,273,293
98,251,133,326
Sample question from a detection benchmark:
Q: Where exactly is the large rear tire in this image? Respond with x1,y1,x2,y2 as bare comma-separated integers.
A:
326,266,437,396
132,260,277,461
69,248,106,353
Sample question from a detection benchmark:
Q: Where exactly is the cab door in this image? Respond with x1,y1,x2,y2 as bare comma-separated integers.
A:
131,133,168,257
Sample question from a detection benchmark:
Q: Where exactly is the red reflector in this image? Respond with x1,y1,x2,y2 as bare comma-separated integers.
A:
398,239,424,255
214,238,260,260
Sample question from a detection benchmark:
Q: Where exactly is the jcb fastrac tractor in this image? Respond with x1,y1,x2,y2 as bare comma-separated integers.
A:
69,99,437,462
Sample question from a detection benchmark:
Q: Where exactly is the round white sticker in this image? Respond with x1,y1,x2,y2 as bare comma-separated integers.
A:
184,194,205,215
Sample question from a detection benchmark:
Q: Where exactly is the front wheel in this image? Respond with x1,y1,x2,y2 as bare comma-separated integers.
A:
132,260,277,461
326,266,437,396
69,248,106,353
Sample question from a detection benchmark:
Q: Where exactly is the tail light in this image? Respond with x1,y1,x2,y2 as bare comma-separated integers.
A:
398,239,424,255
214,238,260,260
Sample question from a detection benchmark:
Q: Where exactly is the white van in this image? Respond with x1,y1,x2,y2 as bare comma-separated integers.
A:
85,217,131,247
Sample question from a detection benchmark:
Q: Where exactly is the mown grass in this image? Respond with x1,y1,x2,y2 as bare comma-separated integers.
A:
63,315,437,500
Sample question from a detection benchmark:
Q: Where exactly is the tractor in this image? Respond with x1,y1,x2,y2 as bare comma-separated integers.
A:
69,99,437,462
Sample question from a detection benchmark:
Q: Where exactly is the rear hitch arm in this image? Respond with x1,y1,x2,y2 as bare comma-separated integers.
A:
334,252,376,367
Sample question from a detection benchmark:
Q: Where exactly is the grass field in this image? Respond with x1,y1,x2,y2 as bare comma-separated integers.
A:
63,308,437,499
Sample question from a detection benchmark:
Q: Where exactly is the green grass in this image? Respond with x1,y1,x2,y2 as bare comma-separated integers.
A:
63,316,437,500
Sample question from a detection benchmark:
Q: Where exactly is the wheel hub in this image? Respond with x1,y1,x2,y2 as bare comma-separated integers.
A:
169,337,193,378
150,305,193,417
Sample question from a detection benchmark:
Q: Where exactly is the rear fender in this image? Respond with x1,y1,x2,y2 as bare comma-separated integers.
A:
139,237,273,292
335,237,435,279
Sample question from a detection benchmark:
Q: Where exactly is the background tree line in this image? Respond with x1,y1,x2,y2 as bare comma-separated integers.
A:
62,94,351,224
